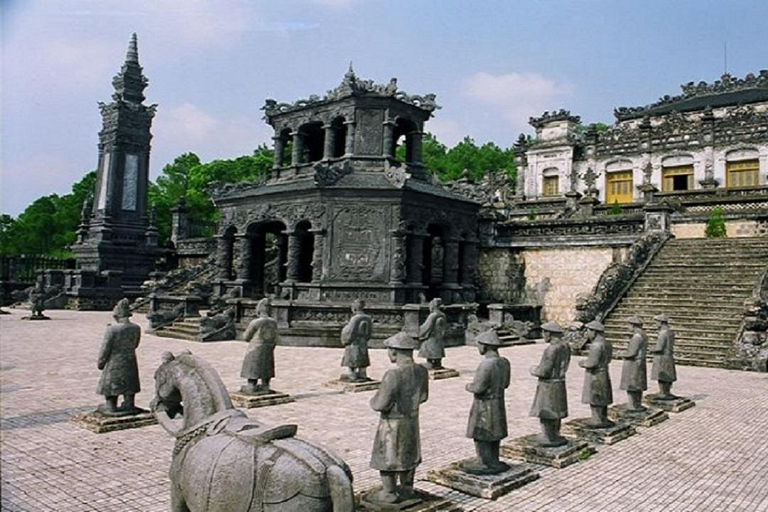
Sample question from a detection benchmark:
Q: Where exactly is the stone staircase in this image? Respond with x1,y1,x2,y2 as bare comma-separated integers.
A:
603,237,768,369
153,317,203,341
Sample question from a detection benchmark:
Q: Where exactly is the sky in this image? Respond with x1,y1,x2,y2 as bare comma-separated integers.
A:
2,0,767,216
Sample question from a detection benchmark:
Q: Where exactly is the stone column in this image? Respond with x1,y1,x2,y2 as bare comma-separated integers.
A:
170,199,188,244
461,238,479,287
309,228,326,282
236,235,253,282
406,232,425,285
216,235,232,280
408,131,423,165
442,237,460,285
272,135,285,168
291,131,304,166
389,228,407,285
323,125,336,161
284,230,301,283
382,120,396,158
344,121,356,156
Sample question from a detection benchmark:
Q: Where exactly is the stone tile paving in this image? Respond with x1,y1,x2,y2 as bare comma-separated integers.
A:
1,309,767,511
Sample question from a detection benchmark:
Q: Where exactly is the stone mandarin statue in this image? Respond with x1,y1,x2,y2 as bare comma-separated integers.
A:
530,321,571,447
619,316,648,412
340,299,373,382
418,298,447,370
461,329,511,475
28,280,48,319
240,298,279,395
369,332,429,505
650,313,678,399
97,298,142,415
579,320,614,427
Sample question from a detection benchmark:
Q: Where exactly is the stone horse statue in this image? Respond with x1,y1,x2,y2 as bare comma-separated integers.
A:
152,351,355,512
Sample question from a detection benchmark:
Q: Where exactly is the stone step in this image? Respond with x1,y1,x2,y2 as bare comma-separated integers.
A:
605,331,734,343
615,300,745,312
153,329,198,341
626,289,751,299
604,314,741,325
158,324,200,336
629,282,757,292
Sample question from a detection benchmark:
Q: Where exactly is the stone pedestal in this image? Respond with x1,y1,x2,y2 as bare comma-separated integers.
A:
500,434,595,469
644,394,696,413
562,418,636,445
427,460,539,499
21,315,51,321
229,390,295,409
358,488,461,512
427,368,460,381
74,408,157,434
608,404,669,428
324,379,381,393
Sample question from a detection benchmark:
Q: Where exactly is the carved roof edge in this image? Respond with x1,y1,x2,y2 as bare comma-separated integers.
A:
615,70,768,121
529,109,581,128
261,67,440,117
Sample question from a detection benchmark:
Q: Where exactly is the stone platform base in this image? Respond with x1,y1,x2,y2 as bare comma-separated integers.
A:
427,368,460,381
500,434,595,469
324,379,381,393
563,418,636,445
21,315,50,321
73,408,157,434
358,487,462,511
608,404,669,428
644,394,696,413
427,459,539,499
229,390,295,409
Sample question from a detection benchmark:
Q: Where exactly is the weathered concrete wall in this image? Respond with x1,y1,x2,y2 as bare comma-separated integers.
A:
478,246,618,325
672,219,768,239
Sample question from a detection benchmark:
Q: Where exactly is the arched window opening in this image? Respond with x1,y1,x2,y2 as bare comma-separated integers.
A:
295,220,314,283
393,118,418,164
276,128,292,167
301,122,324,164
331,117,347,158
248,221,288,297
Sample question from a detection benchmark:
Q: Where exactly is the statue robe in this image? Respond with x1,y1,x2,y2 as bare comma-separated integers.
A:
620,330,648,392
466,354,510,441
651,327,677,383
340,312,372,369
369,361,429,472
240,316,278,381
530,340,570,419
97,321,141,396
418,311,446,359
581,335,613,406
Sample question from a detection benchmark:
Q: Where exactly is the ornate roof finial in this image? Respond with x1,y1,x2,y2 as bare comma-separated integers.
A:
126,33,139,64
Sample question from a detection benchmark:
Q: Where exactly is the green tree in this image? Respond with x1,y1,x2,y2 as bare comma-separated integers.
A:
705,206,727,238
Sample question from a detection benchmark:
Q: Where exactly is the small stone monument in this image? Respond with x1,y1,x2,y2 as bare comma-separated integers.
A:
361,332,458,511
644,314,695,412
418,298,459,380
325,300,380,392
230,298,294,408
21,281,50,320
75,298,156,433
563,320,636,445
501,321,595,469
428,329,539,498
609,316,668,427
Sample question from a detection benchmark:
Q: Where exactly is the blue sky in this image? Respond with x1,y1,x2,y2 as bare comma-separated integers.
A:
2,0,767,216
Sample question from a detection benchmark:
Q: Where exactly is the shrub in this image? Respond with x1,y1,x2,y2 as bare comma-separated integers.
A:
705,206,727,238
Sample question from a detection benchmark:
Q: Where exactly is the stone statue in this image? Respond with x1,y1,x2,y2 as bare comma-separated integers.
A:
199,308,236,342
368,332,429,505
530,321,570,447
340,299,372,382
461,329,510,475
240,298,279,395
146,302,184,331
28,280,49,319
650,313,677,399
97,298,142,415
152,351,355,512
418,298,447,370
619,316,648,412
579,320,614,427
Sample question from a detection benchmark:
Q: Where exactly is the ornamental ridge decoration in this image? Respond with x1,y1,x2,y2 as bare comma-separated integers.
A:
262,66,440,118
614,70,768,120
529,109,581,128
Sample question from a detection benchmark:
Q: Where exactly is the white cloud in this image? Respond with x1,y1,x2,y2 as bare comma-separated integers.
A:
463,72,572,132
425,118,465,147
312,0,357,8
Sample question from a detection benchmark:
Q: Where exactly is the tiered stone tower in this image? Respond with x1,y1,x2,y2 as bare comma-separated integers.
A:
72,34,159,297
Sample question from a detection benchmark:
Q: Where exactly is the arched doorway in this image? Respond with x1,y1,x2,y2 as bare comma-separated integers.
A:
247,220,288,297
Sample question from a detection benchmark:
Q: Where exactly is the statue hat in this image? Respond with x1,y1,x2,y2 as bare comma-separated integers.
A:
113,298,132,318
476,329,503,346
385,331,419,350
653,313,670,323
624,315,644,326
541,321,564,334
585,320,604,332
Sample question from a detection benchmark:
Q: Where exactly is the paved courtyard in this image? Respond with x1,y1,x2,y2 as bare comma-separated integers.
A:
1,309,767,511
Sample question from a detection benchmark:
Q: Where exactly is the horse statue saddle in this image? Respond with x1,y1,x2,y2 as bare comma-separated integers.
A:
207,410,298,444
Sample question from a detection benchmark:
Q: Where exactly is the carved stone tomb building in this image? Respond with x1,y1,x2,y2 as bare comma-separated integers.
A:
212,69,479,346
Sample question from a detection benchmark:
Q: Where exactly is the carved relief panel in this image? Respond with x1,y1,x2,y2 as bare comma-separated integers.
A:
355,109,384,155
329,203,389,282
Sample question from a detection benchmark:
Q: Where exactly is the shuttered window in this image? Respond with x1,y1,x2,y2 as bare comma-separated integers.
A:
542,175,559,197
605,170,633,204
726,160,760,188
662,165,694,192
